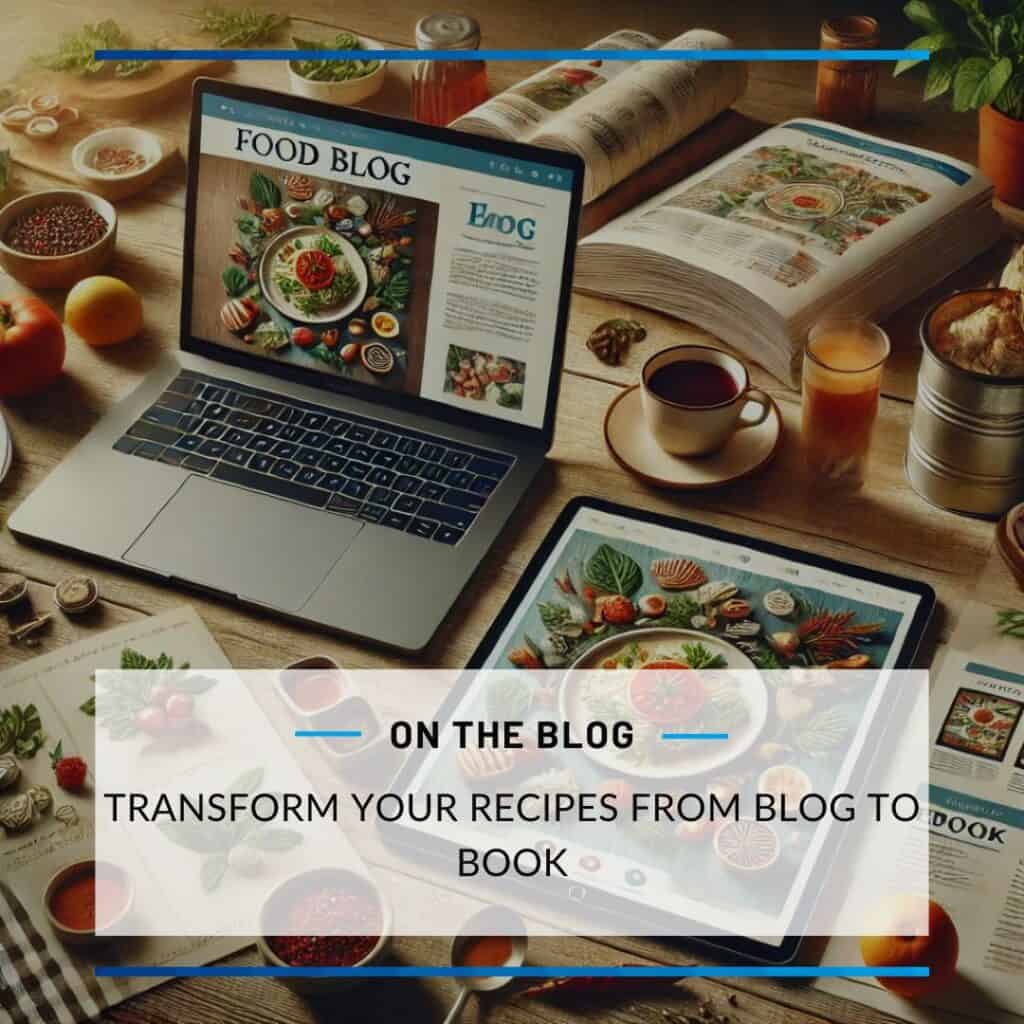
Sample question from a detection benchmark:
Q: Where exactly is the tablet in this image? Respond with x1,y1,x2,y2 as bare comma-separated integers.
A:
387,497,935,962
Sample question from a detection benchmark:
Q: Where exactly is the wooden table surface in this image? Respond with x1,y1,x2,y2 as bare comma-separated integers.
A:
3,2,1023,1023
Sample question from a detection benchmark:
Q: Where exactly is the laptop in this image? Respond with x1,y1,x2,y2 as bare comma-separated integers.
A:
9,79,584,653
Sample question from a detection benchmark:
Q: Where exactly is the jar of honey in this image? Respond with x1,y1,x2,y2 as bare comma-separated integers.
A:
816,16,880,127
411,14,488,127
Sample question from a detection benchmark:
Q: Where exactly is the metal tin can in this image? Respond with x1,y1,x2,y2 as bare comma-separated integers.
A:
907,290,1024,517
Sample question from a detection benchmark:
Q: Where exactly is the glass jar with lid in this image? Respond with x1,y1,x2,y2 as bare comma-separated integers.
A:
411,13,488,127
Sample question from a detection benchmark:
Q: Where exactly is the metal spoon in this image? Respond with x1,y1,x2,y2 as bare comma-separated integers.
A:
443,906,528,1024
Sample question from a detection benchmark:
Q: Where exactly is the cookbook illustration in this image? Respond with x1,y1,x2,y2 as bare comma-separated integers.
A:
662,144,932,283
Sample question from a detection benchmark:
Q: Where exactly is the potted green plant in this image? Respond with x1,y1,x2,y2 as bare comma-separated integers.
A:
895,0,1024,205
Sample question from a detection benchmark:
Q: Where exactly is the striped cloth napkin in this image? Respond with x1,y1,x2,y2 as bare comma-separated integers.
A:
0,881,115,1023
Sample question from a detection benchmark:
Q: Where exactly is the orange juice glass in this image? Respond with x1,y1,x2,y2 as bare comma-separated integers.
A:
802,319,890,487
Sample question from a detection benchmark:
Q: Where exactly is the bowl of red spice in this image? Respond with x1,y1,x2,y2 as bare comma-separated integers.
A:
257,867,391,995
0,189,116,289
43,859,134,946
71,127,166,202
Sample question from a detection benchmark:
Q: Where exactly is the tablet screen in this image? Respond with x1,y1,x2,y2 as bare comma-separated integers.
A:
397,503,929,944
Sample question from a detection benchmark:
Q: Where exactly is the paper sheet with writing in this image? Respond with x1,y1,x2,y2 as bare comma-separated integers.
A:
0,607,246,1022
818,600,1024,1024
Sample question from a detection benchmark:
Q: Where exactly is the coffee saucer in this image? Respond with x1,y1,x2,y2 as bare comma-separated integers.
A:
603,385,782,489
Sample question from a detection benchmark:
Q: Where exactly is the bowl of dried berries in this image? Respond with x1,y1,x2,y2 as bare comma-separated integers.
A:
0,189,116,289
257,866,391,995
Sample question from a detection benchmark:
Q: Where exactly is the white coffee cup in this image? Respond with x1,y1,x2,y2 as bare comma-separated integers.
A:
640,345,771,456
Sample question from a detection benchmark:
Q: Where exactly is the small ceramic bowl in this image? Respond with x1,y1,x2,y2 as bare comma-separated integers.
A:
311,695,388,771
276,655,354,718
44,859,134,946
0,189,116,289
257,866,391,996
71,127,165,201
287,59,387,106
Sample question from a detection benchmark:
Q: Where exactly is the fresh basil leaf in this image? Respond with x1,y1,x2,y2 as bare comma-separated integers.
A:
584,544,643,598
894,32,955,76
996,71,1024,119
903,0,947,34
954,55,1013,111
924,50,959,100
80,696,96,716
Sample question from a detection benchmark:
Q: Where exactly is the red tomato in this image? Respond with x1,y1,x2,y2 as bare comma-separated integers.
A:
0,296,66,397
793,195,820,208
291,326,317,349
629,662,706,724
294,249,336,291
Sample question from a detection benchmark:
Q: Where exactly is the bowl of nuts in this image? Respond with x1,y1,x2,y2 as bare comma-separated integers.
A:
0,189,116,289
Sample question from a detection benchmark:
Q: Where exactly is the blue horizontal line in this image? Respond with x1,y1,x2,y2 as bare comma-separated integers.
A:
294,729,363,738
95,48,929,63
662,732,730,740
95,965,930,978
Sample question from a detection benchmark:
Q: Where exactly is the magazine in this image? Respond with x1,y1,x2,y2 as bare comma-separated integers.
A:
819,600,1024,1024
451,28,748,204
574,119,1002,386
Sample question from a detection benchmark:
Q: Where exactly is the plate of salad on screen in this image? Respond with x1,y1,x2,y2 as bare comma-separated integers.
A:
259,225,368,324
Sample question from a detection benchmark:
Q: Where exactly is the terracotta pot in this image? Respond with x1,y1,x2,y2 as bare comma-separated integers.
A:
979,104,1024,207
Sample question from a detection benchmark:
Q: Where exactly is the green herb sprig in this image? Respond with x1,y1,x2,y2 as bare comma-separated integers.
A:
32,20,159,78
189,7,290,47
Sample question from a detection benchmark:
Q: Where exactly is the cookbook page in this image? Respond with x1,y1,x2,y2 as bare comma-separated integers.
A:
532,30,746,203
0,609,245,1020
450,29,662,144
818,600,1024,1024
579,119,993,321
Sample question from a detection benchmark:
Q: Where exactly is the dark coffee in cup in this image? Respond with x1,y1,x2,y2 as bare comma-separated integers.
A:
647,360,740,407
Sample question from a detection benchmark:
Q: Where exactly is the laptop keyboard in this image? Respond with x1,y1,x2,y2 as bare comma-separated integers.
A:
112,370,515,546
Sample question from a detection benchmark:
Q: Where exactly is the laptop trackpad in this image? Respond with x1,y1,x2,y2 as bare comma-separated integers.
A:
124,475,363,611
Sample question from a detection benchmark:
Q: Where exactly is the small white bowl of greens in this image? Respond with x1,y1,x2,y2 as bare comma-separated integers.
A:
287,32,387,106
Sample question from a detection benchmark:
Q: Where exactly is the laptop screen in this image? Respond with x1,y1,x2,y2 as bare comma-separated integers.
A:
186,88,581,433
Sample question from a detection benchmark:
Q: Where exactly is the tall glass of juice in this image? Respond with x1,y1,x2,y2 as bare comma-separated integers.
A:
802,319,890,487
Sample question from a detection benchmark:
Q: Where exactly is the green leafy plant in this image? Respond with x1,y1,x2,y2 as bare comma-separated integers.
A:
895,1,1024,118
0,150,10,196
290,32,381,82
188,7,290,47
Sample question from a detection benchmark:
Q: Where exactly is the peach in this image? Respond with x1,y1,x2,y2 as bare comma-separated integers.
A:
860,897,958,999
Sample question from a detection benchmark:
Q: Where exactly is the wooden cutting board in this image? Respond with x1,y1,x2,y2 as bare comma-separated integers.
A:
2,43,228,198
58,56,231,119
2,113,182,199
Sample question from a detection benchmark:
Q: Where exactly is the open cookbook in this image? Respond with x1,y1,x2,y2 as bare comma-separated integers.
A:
574,119,1002,386
451,28,748,205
